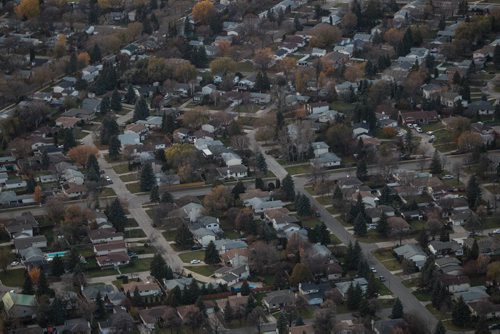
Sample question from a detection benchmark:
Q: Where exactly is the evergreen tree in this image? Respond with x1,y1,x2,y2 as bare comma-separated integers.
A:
67,248,81,271
125,84,136,104
316,223,331,245
469,239,479,260
434,321,446,334
277,312,288,334
240,280,251,296
22,270,34,294
296,193,312,216
353,212,367,236
150,185,160,202
63,129,76,152
466,175,481,209
133,97,149,121
90,44,102,64
438,16,446,31
41,150,50,170
143,15,153,34
430,150,443,175
66,52,77,74
49,297,66,325
37,269,51,296
391,298,404,319
184,17,192,37
417,230,429,249
366,274,379,298
452,297,471,327
26,177,36,193
106,198,127,232
151,13,160,31
245,293,257,315
162,113,175,134
161,191,174,203
356,158,368,181
175,224,194,249
51,255,65,277
88,3,98,24
95,291,106,319
140,163,155,192
110,89,122,112
224,301,233,322
108,135,121,160
276,110,284,132
495,45,500,70
100,96,110,114
282,174,295,201
208,12,223,34
376,214,388,236
346,283,363,310
294,15,303,31
86,154,100,182
150,254,173,281
204,240,220,264
100,116,119,145
231,181,246,199
256,153,268,174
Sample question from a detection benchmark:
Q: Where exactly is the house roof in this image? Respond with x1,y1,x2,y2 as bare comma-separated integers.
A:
2,292,36,310
264,289,295,306
96,251,130,266
122,281,161,294
13,235,47,250
88,228,123,242
315,152,341,164
139,305,176,324
94,240,127,252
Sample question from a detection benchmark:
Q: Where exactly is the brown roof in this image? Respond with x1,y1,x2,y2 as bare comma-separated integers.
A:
264,208,290,220
290,324,314,334
438,275,470,286
468,300,500,314
63,182,86,194
122,281,161,295
88,228,122,241
176,305,199,321
239,189,270,201
399,110,438,123
125,123,147,134
96,251,130,266
55,116,80,129
220,248,249,263
216,295,248,312
94,240,127,252
387,217,410,230
139,306,176,325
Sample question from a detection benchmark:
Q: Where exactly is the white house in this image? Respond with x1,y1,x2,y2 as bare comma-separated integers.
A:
191,227,216,248
311,152,342,168
3,179,27,190
311,141,329,158
221,152,242,167
217,165,248,179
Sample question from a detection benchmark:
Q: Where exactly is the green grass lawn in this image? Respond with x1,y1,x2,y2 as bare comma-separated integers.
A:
120,258,154,274
304,185,315,195
234,104,259,113
120,173,138,182
315,196,331,206
380,259,402,271
331,101,355,113
412,289,432,301
284,164,311,175
330,233,342,245
100,187,116,197
0,269,25,287
125,229,147,238
300,217,322,229
145,209,154,220
185,265,218,277
126,218,139,227
373,248,395,262
162,230,176,242
112,164,131,174
224,230,241,239
357,231,389,243
402,277,420,289
179,250,205,263
126,182,143,194
327,206,342,215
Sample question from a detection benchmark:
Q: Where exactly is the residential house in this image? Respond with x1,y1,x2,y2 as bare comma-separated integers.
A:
2,292,37,320
61,108,95,122
453,286,490,304
438,275,470,293
373,319,409,334
440,92,462,108
5,212,39,238
468,300,500,320
214,239,247,254
20,247,46,267
435,257,463,276
4,178,27,190
221,152,242,166
298,282,332,305
245,197,285,213
387,217,411,237
464,236,500,256
311,141,329,157
122,281,162,297
93,240,127,256
191,227,216,248
55,116,81,129
311,152,342,168
216,295,248,316
81,284,126,306
335,278,368,300
421,83,443,99
263,289,295,312
336,176,362,189
13,235,47,253
352,122,370,138
96,252,130,268
98,307,134,334
81,98,101,113
139,306,177,331
196,216,221,233
306,102,329,115
428,240,463,257
118,132,142,148
471,122,496,145
466,100,495,116
214,264,250,286
398,110,439,125
57,318,91,334
88,228,124,244
216,165,248,179
393,244,427,270
289,324,314,334
62,182,86,199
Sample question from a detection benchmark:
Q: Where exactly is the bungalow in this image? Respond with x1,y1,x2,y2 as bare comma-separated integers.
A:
216,295,248,316
196,216,221,232
311,141,329,157
244,197,285,213
62,182,86,199
20,247,46,267
468,300,500,320
62,108,95,122
81,98,101,113
2,292,37,320
4,178,27,190
428,240,463,257
453,286,490,303
139,306,177,330
216,165,248,179
88,228,124,244
214,239,247,254
464,237,500,256
387,217,411,237
438,275,470,293
336,176,363,189
13,235,47,253
118,132,142,148
421,83,443,99
311,152,342,168
263,289,295,312
96,252,130,268
440,92,462,108
55,116,80,129
373,319,409,334
352,122,370,138
335,278,368,299
81,65,101,82
94,240,127,256
306,102,329,115
435,257,463,276
393,244,427,270
5,212,39,238
214,264,249,286
82,284,126,305
398,110,439,125
221,152,242,167
298,282,332,305
122,281,162,297
466,100,495,116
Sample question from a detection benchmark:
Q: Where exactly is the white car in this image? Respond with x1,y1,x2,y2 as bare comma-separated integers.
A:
492,229,500,235
442,175,454,180
426,131,433,135
190,259,201,264
370,267,377,273
10,261,19,266
416,127,423,133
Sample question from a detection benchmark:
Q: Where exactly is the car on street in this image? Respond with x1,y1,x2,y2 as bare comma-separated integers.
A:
190,260,201,264
378,275,386,282
105,176,112,184
441,175,454,180
415,127,423,133
426,131,433,135
370,267,377,273
490,229,500,235
191,245,202,250
10,261,19,266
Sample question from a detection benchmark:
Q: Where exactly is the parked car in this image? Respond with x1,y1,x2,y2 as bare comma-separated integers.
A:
378,275,386,282
190,259,201,264
415,127,423,133
441,175,454,180
370,267,377,273
105,176,113,184
191,244,202,250
490,229,500,235
426,131,433,135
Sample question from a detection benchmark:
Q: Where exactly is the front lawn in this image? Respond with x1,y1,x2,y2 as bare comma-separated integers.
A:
125,229,147,238
126,218,139,227
185,265,218,277
373,248,395,262
112,164,131,175
379,259,402,272
300,217,322,229
120,258,154,274
412,289,432,301
162,230,176,242
100,187,116,197
126,182,143,194
315,196,332,206
0,269,25,287
285,164,311,175
402,277,420,289
179,250,205,263
120,174,138,182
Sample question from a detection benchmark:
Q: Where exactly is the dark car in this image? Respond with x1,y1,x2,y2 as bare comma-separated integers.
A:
191,244,202,250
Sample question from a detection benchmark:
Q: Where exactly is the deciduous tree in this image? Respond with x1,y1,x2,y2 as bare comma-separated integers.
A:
67,145,99,166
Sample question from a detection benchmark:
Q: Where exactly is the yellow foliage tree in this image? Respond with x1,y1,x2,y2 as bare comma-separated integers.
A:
33,185,42,203
77,52,90,69
209,57,237,75
203,185,231,215
67,145,99,166
54,34,67,59
15,0,40,19
192,0,215,25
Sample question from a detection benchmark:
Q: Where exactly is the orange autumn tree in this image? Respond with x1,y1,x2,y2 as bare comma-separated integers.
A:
67,145,99,166
33,185,42,203
29,267,41,285
15,0,40,19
